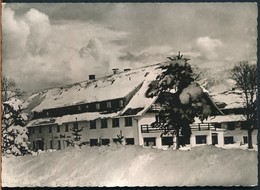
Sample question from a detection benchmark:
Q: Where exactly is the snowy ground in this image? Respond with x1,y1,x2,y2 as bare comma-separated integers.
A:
2,145,258,187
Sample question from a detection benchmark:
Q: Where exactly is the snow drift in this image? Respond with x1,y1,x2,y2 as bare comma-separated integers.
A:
2,145,257,187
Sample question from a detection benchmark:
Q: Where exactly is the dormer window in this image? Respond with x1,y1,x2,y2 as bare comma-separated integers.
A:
96,103,100,110
39,126,42,133
107,101,112,109
57,125,60,132
65,123,69,132
119,100,124,108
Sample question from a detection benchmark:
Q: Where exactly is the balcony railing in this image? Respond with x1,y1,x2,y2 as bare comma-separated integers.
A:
141,125,164,133
190,123,219,131
141,123,219,133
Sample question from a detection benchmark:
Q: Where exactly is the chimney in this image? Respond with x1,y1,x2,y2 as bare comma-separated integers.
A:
112,68,119,74
89,75,95,80
124,68,131,72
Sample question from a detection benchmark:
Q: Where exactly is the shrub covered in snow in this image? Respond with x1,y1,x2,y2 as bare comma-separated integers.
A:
2,98,30,156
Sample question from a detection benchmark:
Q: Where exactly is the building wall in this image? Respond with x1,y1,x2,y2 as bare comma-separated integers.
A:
190,130,225,147
224,130,258,145
28,114,258,151
28,116,139,151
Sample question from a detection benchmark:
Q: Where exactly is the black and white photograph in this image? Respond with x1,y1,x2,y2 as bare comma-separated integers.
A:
1,2,258,187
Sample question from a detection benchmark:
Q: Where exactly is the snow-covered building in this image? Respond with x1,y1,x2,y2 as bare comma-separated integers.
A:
192,85,258,147
24,59,256,151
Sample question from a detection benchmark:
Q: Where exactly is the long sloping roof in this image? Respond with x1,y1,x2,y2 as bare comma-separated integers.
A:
25,60,223,127
24,63,162,113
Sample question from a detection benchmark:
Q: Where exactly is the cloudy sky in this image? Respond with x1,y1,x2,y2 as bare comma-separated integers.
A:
2,3,257,93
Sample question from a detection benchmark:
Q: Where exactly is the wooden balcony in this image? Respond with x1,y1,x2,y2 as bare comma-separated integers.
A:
141,125,164,133
141,123,220,133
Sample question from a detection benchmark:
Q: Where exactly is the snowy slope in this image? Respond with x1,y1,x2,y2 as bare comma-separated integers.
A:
2,145,257,187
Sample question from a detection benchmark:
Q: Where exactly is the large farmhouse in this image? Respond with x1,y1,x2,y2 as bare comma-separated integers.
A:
24,59,257,151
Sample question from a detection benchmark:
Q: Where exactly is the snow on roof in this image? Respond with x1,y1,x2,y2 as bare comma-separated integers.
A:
27,63,162,112
194,114,246,124
121,70,161,116
210,90,244,109
27,111,120,127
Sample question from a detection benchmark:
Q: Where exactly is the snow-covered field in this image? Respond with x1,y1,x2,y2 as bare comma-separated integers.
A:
2,145,257,187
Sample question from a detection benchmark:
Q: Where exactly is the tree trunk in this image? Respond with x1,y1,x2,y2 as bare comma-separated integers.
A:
248,128,253,149
176,128,180,150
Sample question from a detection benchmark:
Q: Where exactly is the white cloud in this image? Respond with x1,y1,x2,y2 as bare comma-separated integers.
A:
2,7,30,59
2,7,129,92
196,37,223,60
24,8,51,55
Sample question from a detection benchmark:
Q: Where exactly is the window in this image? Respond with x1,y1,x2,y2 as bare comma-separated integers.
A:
113,138,120,143
144,137,156,146
96,103,100,110
50,141,53,149
211,133,218,145
65,123,69,132
101,139,110,145
227,122,235,130
32,141,36,150
90,120,96,129
85,104,89,111
155,115,160,122
57,140,61,150
243,136,248,144
224,136,234,144
112,118,120,128
119,100,124,108
49,126,52,133
126,138,135,145
214,123,221,129
107,101,112,109
57,125,60,132
101,119,107,128
73,122,78,130
90,139,98,146
31,128,35,134
162,137,173,146
77,106,81,111
46,112,49,117
195,135,207,144
125,117,132,127
39,126,42,134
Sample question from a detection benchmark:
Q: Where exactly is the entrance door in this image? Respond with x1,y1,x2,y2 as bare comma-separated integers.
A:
212,133,218,145
36,140,44,150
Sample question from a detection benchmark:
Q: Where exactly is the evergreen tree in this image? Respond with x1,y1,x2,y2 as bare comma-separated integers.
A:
146,54,215,149
116,130,124,144
67,118,83,147
2,98,30,156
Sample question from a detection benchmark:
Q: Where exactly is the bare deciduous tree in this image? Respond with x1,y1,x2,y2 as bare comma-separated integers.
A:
231,61,257,149
2,75,26,102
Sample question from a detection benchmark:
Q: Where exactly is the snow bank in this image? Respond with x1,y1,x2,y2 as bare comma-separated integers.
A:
2,145,257,187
